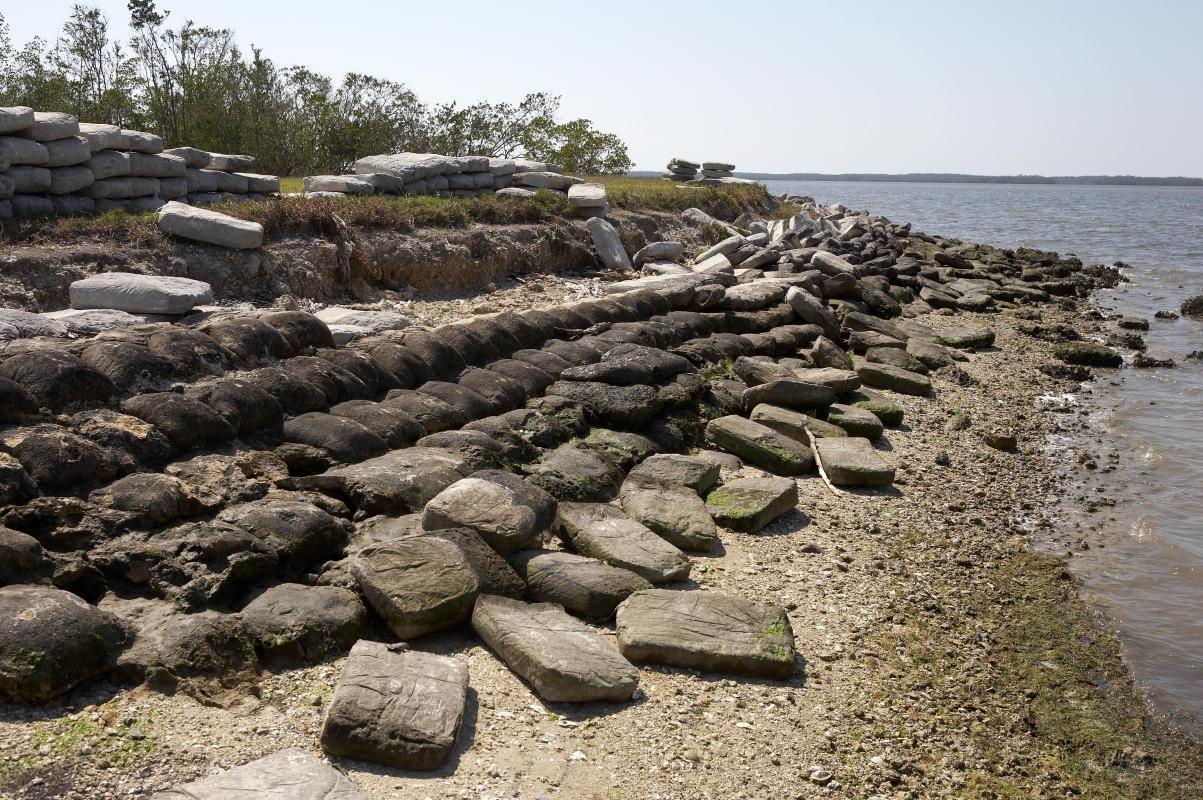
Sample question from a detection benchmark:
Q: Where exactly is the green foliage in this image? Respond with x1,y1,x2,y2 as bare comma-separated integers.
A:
521,117,633,174
0,5,634,178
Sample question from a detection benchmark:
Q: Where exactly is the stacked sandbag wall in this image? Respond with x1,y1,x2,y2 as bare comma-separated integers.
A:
0,106,280,219
300,154,581,200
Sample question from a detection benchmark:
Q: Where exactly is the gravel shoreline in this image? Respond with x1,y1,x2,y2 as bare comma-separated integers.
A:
2,277,1200,799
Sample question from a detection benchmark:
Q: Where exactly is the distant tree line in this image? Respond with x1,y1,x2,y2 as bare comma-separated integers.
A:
0,3,633,176
725,172,1203,187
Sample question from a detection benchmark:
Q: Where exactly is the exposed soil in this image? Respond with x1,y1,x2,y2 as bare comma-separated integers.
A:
0,209,696,313
3,298,1199,800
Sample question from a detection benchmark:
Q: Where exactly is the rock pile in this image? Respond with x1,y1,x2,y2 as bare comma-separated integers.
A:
663,157,699,181
300,153,584,200
0,106,280,219
0,187,1118,793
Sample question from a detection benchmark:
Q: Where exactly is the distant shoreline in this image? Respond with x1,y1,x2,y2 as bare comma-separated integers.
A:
628,171,1203,187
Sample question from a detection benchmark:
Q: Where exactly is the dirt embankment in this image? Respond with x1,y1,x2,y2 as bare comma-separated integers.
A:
0,209,694,312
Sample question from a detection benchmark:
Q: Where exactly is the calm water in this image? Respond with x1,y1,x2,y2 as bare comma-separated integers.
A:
763,180,1203,732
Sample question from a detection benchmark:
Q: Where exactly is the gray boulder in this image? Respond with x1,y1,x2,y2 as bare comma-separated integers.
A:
825,403,884,439
150,748,368,800
422,472,555,554
705,476,798,533
352,537,480,639
471,594,639,702
321,641,467,769
785,286,840,339
554,502,691,583
156,201,264,249
509,549,650,619
241,583,369,664
750,403,846,441
69,272,214,314
704,415,815,475
741,379,834,412
624,453,720,494
814,437,895,487
618,483,718,552
0,586,125,700
567,182,607,207
856,362,932,396
616,589,795,678
586,217,632,269
295,447,469,517
634,241,685,266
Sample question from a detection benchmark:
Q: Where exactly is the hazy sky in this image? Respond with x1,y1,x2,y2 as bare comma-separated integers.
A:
5,0,1202,176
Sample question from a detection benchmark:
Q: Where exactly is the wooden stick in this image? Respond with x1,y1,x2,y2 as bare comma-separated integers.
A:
805,427,844,496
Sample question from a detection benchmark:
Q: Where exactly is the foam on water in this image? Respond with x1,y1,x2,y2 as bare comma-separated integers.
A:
762,179,1203,733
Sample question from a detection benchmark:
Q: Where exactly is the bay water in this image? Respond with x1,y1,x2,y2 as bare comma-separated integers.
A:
761,179,1203,733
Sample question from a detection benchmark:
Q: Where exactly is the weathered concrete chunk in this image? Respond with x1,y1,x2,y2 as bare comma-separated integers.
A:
848,388,905,427
220,499,350,575
825,403,884,439
524,443,625,501
353,537,480,639
705,476,798,532
618,483,719,552
750,403,846,441
0,585,126,701
545,380,663,428
624,453,720,494
856,362,932,396
321,641,468,769
586,217,632,269
297,448,468,517
156,201,264,249
567,182,607,207
616,589,795,678
0,349,118,409
704,415,815,475
509,549,650,619
283,413,389,463
150,748,369,800
241,583,369,664
785,286,840,339
422,472,556,554
554,502,691,583
741,378,835,412
865,346,930,375
471,594,639,702
122,392,236,454
791,367,861,394
814,437,895,487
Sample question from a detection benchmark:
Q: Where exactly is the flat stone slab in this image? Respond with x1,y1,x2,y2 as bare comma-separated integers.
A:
321,641,467,770
69,272,213,315
856,362,932,396
705,476,798,532
422,473,554,554
508,549,650,619
471,595,638,702
848,388,905,427
352,537,480,639
704,415,815,476
156,201,264,249
750,403,846,441
586,217,632,269
741,378,834,412
825,403,884,439
618,483,719,552
150,748,368,800
615,589,795,678
785,286,840,339
567,182,607,207
554,502,691,583
792,367,861,393
814,437,895,487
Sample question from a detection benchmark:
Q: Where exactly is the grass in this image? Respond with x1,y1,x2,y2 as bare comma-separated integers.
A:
0,175,779,246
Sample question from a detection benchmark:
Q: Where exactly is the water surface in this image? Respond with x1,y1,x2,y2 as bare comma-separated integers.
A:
761,179,1203,732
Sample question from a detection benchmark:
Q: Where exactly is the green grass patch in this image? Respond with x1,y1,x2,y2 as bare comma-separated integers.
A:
0,175,777,246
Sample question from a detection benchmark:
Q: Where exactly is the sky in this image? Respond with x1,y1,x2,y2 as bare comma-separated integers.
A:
4,0,1202,176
